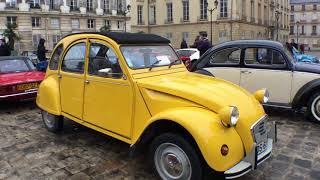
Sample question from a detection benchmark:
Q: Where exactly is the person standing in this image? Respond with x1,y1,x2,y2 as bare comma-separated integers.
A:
197,33,212,56
0,37,11,56
180,39,188,49
300,44,305,54
290,39,298,49
190,36,200,49
37,38,48,62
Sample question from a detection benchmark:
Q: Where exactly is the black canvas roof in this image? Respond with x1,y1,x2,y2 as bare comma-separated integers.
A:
66,32,171,44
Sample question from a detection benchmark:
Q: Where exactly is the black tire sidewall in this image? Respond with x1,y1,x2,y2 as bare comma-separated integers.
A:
149,133,203,180
307,92,320,123
41,110,63,132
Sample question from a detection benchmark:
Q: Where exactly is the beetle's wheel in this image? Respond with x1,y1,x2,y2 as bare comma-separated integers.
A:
155,143,192,179
307,93,320,123
149,133,202,180
41,110,63,132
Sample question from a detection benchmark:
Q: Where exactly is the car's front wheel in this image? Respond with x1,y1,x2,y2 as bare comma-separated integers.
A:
149,133,202,180
307,92,320,122
41,110,63,132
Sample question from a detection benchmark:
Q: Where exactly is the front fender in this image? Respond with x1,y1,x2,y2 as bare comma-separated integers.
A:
36,74,61,115
292,78,320,108
133,107,245,172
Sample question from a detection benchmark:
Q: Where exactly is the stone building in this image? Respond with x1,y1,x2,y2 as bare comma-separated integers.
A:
131,0,290,48
290,0,320,49
0,0,131,53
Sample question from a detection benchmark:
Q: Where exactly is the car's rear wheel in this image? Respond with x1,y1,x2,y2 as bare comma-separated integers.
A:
41,110,63,132
149,133,202,180
307,92,320,123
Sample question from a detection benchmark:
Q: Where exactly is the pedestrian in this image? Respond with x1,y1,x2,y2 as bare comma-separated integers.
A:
290,39,298,50
197,33,212,56
190,36,200,49
0,37,11,56
37,38,48,62
180,39,188,49
300,44,305,54
286,42,293,55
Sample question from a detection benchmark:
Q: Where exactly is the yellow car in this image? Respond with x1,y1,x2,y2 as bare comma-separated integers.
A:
37,32,277,179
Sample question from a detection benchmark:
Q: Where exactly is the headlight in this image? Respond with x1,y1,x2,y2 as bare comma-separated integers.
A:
219,106,239,127
254,89,269,104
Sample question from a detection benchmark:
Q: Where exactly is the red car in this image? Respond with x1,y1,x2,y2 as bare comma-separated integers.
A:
0,57,45,101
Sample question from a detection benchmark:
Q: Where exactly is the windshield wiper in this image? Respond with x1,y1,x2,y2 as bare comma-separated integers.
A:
168,59,181,68
149,59,162,71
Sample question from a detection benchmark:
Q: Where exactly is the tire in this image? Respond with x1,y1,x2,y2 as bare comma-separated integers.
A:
307,92,320,123
41,110,63,132
149,133,202,180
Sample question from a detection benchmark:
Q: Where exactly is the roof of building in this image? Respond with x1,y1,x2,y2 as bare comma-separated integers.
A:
65,32,171,44
291,0,320,4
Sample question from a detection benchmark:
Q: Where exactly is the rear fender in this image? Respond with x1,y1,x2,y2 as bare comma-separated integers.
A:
36,74,61,115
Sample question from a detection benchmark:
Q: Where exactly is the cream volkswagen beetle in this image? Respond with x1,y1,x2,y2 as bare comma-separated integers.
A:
192,40,320,122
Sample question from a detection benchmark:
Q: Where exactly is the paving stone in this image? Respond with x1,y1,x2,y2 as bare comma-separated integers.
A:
0,101,319,179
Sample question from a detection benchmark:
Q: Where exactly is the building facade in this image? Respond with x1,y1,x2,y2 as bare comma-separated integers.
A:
0,0,131,53
290,0,320,49
131,0,290,48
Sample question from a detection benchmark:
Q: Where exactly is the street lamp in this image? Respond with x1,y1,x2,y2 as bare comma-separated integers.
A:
296,21,300,45
275,10,281,41
118,3,131,32
205,0,219,44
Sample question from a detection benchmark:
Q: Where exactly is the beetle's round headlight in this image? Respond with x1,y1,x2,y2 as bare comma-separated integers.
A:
220,106,239,127
254,89,269,104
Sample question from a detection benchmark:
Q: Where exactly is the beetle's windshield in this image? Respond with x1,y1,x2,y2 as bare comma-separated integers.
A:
0,59,32,74
121,45,181,69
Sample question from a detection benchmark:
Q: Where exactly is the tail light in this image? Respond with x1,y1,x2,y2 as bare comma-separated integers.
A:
0,85,16,95
180,56,191,62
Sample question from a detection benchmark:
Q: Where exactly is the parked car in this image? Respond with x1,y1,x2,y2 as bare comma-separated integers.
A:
0,56,45,101
37,32,276,180
191,40,320,122
291,47,319,63
176,48,200,70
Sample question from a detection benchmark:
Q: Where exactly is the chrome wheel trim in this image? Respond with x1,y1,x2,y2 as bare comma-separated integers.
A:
154,143,192,180
42,111,55,129
311,95,320,121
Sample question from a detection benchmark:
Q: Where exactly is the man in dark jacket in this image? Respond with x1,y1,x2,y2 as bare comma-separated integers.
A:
180,39,188,49
0,38,11,56
37,38,48,62
290,39,298,50
197,33,212,56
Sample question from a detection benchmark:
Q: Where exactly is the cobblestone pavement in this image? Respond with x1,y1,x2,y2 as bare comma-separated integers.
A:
0,101,320,180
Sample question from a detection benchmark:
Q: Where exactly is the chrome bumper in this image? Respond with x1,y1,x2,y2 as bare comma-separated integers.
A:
0,89,38,99
224,121,277,179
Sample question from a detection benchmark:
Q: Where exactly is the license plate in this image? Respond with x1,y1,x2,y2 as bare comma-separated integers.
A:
257,142,267,155
17,83,39,91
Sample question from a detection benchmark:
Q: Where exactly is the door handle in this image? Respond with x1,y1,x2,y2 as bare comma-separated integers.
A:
241,70,252,74
57,74,62,78
85,80,90,84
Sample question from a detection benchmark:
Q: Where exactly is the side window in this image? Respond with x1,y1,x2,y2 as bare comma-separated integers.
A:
88,42,123,79
49,44,63,70
209,48,241,65
244,48,286,68
61,42,86,73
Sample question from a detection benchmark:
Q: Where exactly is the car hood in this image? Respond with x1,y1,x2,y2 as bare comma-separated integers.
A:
0,71,45,86
294,62,320,74
136,71,265,153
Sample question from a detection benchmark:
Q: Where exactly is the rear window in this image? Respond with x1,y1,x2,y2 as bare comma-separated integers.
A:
0,59,31,73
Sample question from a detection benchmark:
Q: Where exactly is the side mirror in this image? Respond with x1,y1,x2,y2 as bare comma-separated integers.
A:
98,68,112,76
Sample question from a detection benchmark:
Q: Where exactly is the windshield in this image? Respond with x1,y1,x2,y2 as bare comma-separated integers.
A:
283,47,296,63
177,50,197,57
121,46,180,69
0,59,32,73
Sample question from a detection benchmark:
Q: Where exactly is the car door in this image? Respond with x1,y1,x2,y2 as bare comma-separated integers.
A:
240,47,292,104
59,40,87,119
83,40,133,138
203,47,242,85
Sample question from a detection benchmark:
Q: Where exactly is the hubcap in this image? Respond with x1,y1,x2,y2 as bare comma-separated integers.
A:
154,143,191,180
42,111,55,128
311,95,320,121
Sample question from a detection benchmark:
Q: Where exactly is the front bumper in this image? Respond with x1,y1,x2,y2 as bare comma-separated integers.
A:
224,121,277,179
0,89,38,101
